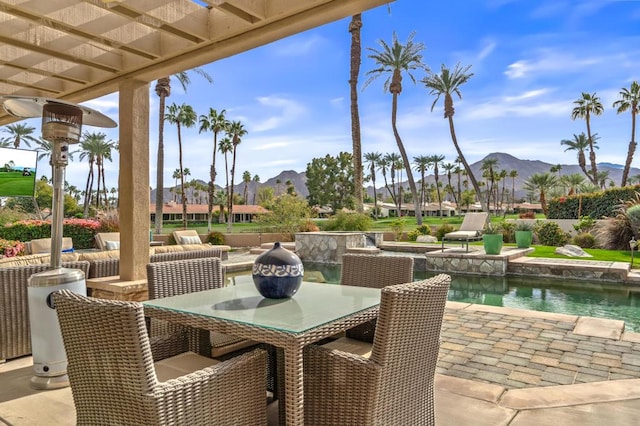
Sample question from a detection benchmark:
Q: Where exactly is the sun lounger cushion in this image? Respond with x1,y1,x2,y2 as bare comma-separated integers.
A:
179,235,202,245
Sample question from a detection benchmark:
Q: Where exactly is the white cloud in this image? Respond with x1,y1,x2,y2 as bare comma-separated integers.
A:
271,35,325,56
249,96,307,132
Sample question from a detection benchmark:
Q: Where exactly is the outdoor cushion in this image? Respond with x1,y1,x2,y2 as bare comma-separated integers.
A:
105,240,120,250
179,235,202,245
444,230,481,239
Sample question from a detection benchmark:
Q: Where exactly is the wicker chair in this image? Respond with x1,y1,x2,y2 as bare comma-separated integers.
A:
53,289,267,426
0,261,90,361
304,274,451,426
146,257,257,358
340,254,414,342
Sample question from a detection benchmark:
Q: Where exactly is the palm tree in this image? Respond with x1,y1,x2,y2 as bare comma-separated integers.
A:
199,108,230,231
560,132,595,181
165,103,197,229
571,92,604,184
442,162,456,204
613,81,640,186
412,155,430,210
349,13,364,213
560,173,586,196
1,123,37,149
252,174,260,205
523,172,558,216
364,32,426,224
226,120,247,233
385,152,401,214
154,69,212,235
481,157,499,211
509,169,518,212
364,152,382,218
218,136,233,223
78,134,103,215
83,132,116,209
428,154,445,217
377,156,391,204
422,63,488,213
242,170,251,204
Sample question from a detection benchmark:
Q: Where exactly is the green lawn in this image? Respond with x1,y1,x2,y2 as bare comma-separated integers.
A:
0,171,36,197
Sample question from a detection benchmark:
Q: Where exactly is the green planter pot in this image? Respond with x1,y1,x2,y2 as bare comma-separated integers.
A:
515,230,533,249
483,234,503,255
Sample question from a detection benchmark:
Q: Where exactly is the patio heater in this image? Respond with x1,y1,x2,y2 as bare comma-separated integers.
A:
0,96,116,389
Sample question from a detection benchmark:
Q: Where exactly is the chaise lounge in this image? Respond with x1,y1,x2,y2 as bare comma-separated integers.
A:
441,212,489,252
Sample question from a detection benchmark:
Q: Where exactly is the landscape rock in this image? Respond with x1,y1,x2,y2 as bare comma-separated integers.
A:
555,244,592,257
417,235,438,243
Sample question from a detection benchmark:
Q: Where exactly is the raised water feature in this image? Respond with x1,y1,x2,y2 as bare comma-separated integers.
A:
295,231,384,263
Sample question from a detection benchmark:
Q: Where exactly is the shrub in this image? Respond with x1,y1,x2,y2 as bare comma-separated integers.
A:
594,194,640,250
97,210,119,232
0,218,100,249
0,238,26,257
254,194,316,240
322,211,372,232
207,231,225,245
407,224,431,242
518,211,535,219
435,223,455,241
573,215,596,233
299,219,320,232
501,221,515,243
572,232,596,248
389,219,405,241
535,221,569,246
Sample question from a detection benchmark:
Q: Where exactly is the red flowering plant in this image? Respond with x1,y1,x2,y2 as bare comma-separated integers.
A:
0,238,26,257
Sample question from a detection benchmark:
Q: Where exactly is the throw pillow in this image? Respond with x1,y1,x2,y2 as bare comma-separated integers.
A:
180,235,201,244
105,240,120,250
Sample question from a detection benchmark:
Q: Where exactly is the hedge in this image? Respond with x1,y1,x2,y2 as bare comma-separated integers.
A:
547,185,640,219
0,218,101,249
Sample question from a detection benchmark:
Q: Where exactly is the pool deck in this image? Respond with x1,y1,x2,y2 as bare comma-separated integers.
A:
4,247,640,425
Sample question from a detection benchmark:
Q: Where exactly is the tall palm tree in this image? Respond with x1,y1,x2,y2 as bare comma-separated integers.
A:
422,63,488,213
78,134,103,216
428,154,445,217
242,170,251,204
509,169,518,212
349,13,364,213
481,157,499,211
218,136,233,223
252,174,260,205
613,81,640,186
442,162,456,204
571,92,604,184
364,152,382,218
84,132,116,209
560,132,595,181
165,103,197,229
364,32,426,224
227,120,247,233
377,155,391,204
413,155,430,210
199,108,230,231
385,152,401,214
154,69,212,234
560,173,586,196
523,172,558,216
1,123,37,149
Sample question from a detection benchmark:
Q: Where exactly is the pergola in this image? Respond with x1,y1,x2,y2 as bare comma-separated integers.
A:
0,0,391,281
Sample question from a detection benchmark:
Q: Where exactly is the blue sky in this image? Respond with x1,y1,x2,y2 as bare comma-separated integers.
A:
35,0,640,191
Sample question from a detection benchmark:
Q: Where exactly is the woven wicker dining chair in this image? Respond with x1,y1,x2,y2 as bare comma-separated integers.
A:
340,254,414,342
304,274,451,426
146,257,257,358
53,289,267,426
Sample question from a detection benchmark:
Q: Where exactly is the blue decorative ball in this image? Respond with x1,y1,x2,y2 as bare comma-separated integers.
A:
252,242,303,299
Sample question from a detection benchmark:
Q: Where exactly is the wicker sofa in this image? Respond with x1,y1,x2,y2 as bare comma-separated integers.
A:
0,254,90,361
81,244,226,279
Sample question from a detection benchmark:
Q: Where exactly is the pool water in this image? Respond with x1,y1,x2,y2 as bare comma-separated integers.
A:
231,262,640,332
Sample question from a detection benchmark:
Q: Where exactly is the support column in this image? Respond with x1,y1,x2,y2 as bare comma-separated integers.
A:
118,79,150,281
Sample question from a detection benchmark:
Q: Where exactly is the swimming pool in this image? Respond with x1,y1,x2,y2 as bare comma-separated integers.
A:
230,262,640,332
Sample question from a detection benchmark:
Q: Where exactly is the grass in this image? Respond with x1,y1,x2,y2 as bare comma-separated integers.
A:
524,245,637,266
0,172,35,197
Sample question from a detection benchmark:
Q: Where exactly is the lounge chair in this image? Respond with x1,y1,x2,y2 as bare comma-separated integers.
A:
28,237,74,254
172,229,202,245
441,212,489,252
95,232,120,250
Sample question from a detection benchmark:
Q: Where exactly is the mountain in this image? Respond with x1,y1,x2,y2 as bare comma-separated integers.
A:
150,153,640,205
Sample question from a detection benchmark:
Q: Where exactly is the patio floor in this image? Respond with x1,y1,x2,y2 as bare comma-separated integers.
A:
3,301,640,425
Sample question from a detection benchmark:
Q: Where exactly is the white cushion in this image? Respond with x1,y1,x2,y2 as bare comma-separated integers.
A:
179,235,201,245
104,240,120,250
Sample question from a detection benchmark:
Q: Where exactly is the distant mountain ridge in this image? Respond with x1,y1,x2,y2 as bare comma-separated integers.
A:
149,153,640,205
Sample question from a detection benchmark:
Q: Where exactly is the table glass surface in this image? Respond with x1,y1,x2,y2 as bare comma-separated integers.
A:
142,278,381,334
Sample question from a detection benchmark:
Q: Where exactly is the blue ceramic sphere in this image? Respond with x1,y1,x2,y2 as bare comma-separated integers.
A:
252,242,303,299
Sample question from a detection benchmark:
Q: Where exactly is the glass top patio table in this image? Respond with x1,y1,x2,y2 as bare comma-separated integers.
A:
143,280,381,426
142,279,381,334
